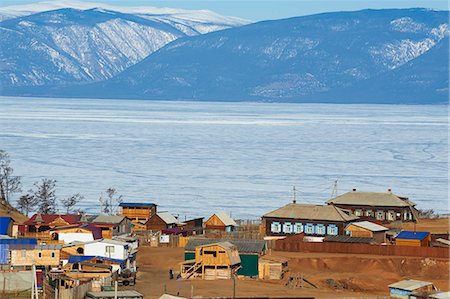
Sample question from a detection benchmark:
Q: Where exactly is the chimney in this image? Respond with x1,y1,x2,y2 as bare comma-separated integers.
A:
352,188,356,192
387,188,392,193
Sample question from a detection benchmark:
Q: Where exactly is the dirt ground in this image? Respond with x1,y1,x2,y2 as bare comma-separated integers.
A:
124,246,449,299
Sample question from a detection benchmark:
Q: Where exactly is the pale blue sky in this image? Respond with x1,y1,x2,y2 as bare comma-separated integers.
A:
1,0,448,20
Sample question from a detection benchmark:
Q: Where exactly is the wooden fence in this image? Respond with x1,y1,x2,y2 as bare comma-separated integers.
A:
274,240,450,259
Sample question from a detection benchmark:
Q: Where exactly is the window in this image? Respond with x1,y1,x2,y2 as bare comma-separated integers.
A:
376,210,385,220
38,252,42,258
354,209,362,216
304,224,314,234
21,250,26,258
51,252,55,258
270,222,281,233
293,223,303,234
105,246,115,258
315,224,326,235
365,210,373,217
387,211,395,221
327,224,338,235
283,222,293,234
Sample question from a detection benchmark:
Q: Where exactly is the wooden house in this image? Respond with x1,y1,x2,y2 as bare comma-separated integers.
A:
10,244,62,269
185,217,204,235
91,215,132,239
344,221,389,243
119,202,157,223
84,239,130,261
20,213,81,239
184,238,266,277
258,256,288,280
262,203,358,237
181,241,241,280
389,279,436,298
204,212,238,232
145,211,185,232
395,231,431,247
327,189,418,222
49,223,102,244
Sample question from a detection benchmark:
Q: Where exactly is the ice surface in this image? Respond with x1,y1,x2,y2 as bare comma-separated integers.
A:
0,97,447,219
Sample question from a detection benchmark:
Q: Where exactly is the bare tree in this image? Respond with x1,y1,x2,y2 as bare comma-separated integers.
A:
61,193,84,214
33,178,57,214
0,150,22,202
16,193,37,216
101,187,123,215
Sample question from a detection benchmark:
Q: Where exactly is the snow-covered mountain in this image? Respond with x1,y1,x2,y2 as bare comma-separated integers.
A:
0,2,249,88
2,8,448,104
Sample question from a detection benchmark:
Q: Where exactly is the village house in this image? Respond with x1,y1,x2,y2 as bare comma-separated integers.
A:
395,231,431,247
184,238,266,277
185,217,204,235
262,203,359,237
84,239,130,261
181,241,241,280
20,213,81,239
389,279,437,298
119,202,157,223
10,244,62,270
327,189,418,222
49,223,102,244
344,221,389,243
145,211,185,232
204,212,238,232
91,215,132,239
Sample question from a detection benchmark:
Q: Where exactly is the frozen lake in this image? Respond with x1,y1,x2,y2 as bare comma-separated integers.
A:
0,97,448,219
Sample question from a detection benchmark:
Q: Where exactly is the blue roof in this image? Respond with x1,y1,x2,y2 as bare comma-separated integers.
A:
396,231,430,240
119,202,157,207
68,255,126,265
0,217,13,235
0,238,37,245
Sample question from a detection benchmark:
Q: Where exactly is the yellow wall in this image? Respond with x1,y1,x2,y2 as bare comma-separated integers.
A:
11,249,60,266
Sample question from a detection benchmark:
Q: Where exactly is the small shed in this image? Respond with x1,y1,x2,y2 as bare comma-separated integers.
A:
181,241,241,280
146,211,185,232
205,212,238,232
345,221,388,243
395,231,431,247
389,279,436,299
184,238,266,277
258,256,288,280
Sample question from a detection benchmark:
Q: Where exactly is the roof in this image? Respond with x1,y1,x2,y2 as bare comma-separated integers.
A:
324,235,375,244
92,215,126,224
119,202,157,208
389,279,433,291
396,231,430,241
347,221,389,232
49,223,103,239
436,238,450,246
24,214,81,225
429,292,450,298
214,212,238,227
84,238,128,247
263,203,359,222
185,238,266,254
68,255,126,265
327,191,415,207
156,212,184,225
0,217,12,235
86,290,143,298
34,244,63,250
62,241,84,248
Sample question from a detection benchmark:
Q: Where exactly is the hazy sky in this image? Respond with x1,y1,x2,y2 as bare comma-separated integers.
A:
1,0,448,21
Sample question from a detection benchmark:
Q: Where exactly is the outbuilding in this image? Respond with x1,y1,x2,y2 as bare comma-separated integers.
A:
389,279,436,298
91,215,132,239
395,231,431,247
145,211,185,232
345,221,389,243
204,212,238,232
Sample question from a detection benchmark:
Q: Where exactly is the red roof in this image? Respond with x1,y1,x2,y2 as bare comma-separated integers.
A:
24,214,81,226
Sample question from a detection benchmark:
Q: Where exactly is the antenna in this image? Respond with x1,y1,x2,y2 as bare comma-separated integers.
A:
292,186,297,204
99,192,104,214
330,180,338,199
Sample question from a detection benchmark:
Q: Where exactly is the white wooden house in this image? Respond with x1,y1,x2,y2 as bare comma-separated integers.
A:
84,239,129,261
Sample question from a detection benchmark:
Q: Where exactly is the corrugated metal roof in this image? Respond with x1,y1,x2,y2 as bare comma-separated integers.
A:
324,235,375,244
185,238,266,254
388,279,433,291
119,202,157,208
157,212,184,225
396,231,430,240
92,215,125,224
348,221,389,232
35,244,62,250
214,212,238,227
327,191,415,207
263,203,359,222
24,214,81,225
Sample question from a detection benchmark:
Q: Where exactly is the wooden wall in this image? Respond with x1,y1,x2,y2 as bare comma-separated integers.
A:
11,249,60,266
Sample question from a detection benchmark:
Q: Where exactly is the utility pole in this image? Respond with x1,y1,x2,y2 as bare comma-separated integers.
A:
330,180,338,199
292,186,297,204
